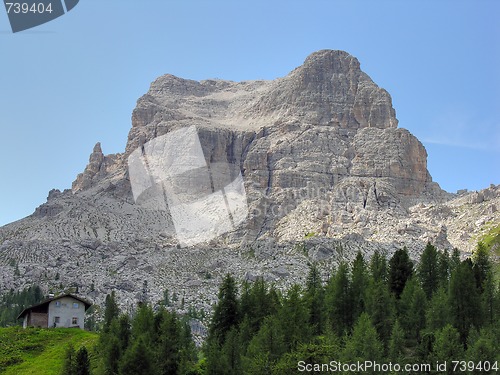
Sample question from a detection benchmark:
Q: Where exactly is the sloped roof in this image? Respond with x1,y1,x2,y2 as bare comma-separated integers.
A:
17,294,92,320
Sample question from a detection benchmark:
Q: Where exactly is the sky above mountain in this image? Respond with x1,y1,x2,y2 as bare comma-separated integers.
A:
0,0,499,226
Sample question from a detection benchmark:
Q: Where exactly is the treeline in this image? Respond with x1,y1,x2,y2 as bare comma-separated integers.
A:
90,292,199,375
0,285,43,326
204,243,500,374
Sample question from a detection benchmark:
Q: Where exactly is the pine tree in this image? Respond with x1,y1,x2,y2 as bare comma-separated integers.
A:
61,343,76,375
131,304,155,346
343,313,383,373
273,335,340,375
425,286,451,332
449,248,461,274
449,259,483,345
466,329,500,373
419,242,439,299
437,249,450,289
366,279,395,348
388,319,405,363
103,336,120,375
472,242,491,293
398,277,426,343
432,325,464,374
305,263,325,336
279,284,310,351
244,315,286,374
209,273,240,345
389,247,413,299
103,291,119,331
119,337,153,375
221,327,242,375
75,346,90,375
370,250,388,283
326,262,354,336
351,251,369,323
157,310,182,375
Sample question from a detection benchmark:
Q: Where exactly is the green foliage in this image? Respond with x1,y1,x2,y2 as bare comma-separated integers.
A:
472,242,492,293
278,285,310,351
351,251,369,323
366,279,395,347
118,337,152,375
431,325,464,374
389,247,414,299
209,274,240,345
201,241,499,373
75,346,91,375
60,343,76,375
342,313,383,373
103,292,119,332
305,262,325,336
326,262,354,337
418,242,439,299
0,327,98,375
449,259,483,345
0,285,44,327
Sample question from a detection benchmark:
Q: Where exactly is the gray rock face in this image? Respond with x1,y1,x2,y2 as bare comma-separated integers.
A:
1,50,496,315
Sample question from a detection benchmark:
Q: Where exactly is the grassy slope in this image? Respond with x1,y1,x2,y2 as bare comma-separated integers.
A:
0,327,98,375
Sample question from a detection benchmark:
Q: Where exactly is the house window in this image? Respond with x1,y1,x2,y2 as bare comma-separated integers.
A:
72,317,78,325
55,301,61,307
54,316,60,324
72,303,79,309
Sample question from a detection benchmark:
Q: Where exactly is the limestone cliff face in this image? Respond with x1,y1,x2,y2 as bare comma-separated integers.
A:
114,49,443,242
4,50,496,313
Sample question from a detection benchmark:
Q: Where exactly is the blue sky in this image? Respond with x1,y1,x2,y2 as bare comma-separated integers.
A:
0,0,499,226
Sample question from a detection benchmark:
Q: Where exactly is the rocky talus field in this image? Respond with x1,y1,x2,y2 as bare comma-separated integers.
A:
1,50,498,318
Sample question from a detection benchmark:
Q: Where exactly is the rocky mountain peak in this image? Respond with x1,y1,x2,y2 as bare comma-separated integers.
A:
248,49,398,128
3,50,496,313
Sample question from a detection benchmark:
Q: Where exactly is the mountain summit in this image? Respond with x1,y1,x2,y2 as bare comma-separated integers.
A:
1,50,498,308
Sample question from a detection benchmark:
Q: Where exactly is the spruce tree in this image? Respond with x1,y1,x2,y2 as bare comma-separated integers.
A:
437,249,450,289
119,337,153,375
425,286,451,332
279,284,310,351
351,251,369,323
366,279,395,348
472,242,491,293
61,343,76,375
419,242,439,299
75,346,90,375
103,291,119,331
343,313,383,373
389,247,413,299
326,262,354,337
449,259,482,345
209,273,240,345
244,315,286,374
370,250,388,283
388,319,405,363
305,262,325,336
432,325,464,374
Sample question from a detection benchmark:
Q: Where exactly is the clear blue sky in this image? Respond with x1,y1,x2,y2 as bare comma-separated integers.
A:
1,0,499,226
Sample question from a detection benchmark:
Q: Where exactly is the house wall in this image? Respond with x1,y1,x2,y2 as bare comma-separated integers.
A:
47,297,86,329
27,312,48,328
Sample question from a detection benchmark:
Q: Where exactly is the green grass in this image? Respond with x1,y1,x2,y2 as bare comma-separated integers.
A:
479,223,500,282
481,224,500,255
0,327,98,375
